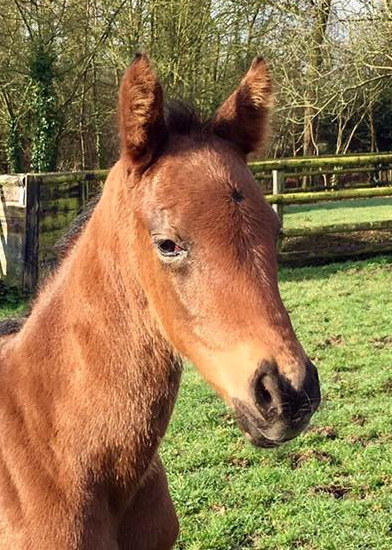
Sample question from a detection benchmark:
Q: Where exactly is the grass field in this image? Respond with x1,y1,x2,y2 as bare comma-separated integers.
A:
281,197,392,257
283,197,392,229
160,256,392,549
1,257,391,549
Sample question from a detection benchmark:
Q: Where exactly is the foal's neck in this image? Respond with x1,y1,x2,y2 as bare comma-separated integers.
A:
11,165,181,484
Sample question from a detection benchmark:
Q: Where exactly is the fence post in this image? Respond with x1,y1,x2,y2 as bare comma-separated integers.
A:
79,173,87,209
272,169,284,254
23,174,41,292
272,169,284,224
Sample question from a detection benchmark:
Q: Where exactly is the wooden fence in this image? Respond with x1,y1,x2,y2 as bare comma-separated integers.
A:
255,152,392,263
1,152,392,291
0,172,106,290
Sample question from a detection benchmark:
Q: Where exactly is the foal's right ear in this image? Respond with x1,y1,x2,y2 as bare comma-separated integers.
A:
119,54,167,170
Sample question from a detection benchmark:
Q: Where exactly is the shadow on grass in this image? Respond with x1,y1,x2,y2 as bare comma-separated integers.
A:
279,254,392,283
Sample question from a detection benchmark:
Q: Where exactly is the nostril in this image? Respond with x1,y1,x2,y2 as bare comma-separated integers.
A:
253,370,281,420
255,376,273,408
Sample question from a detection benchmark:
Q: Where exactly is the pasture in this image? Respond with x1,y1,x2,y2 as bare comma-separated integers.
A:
161,256,392,549
1,255,391,548
3,255,390,548
280,197,392,261
284,197,392,229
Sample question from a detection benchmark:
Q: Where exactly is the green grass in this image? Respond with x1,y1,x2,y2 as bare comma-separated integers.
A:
1,257,392,548
284,197,392,229
160,256,392,550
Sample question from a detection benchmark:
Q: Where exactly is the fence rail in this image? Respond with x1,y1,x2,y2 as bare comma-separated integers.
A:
1,153,392,290
250,153,392,264
265,186,392,205
250,152,392,171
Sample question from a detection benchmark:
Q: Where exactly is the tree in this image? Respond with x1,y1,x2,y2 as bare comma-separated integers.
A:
0,0,389,172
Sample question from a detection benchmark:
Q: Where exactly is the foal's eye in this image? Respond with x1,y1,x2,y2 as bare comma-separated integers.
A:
158,239,178,255
155,239,187,260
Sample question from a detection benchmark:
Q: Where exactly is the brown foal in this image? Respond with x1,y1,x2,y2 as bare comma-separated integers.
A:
0,55,320,549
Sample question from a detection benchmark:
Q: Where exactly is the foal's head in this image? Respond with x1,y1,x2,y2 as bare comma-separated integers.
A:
116,54,320,448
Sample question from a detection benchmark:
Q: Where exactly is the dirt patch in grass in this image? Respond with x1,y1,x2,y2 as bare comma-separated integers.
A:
291,450,337,469
312,484,351,499
228,457,251,468
346,435,369,447
382,378,392,394
371,335,392,348
291,539,318,550
317,334,344,349
351,414,367,426
346,430,392,446
307,426,338,440
210,504,226,515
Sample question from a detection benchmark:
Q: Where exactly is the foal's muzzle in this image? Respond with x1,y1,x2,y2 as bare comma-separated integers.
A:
233,360,320,448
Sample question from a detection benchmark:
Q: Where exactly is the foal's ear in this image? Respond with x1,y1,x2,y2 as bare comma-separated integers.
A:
119,54,167,170
211,57,273,157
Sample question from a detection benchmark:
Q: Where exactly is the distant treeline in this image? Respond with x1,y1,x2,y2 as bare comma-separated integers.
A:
1,0,391,173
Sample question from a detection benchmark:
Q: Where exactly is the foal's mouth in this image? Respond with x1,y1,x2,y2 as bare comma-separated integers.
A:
243,430,282,449
232,399,313,449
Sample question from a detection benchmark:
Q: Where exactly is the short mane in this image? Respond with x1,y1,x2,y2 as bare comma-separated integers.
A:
164,100,209,138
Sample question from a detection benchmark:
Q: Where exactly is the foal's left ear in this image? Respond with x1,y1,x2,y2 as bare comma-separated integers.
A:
119,54,167,170
211,57,273,157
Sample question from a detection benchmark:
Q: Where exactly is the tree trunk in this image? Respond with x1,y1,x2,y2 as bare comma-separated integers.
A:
368,105,378,153
302,0,332,188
